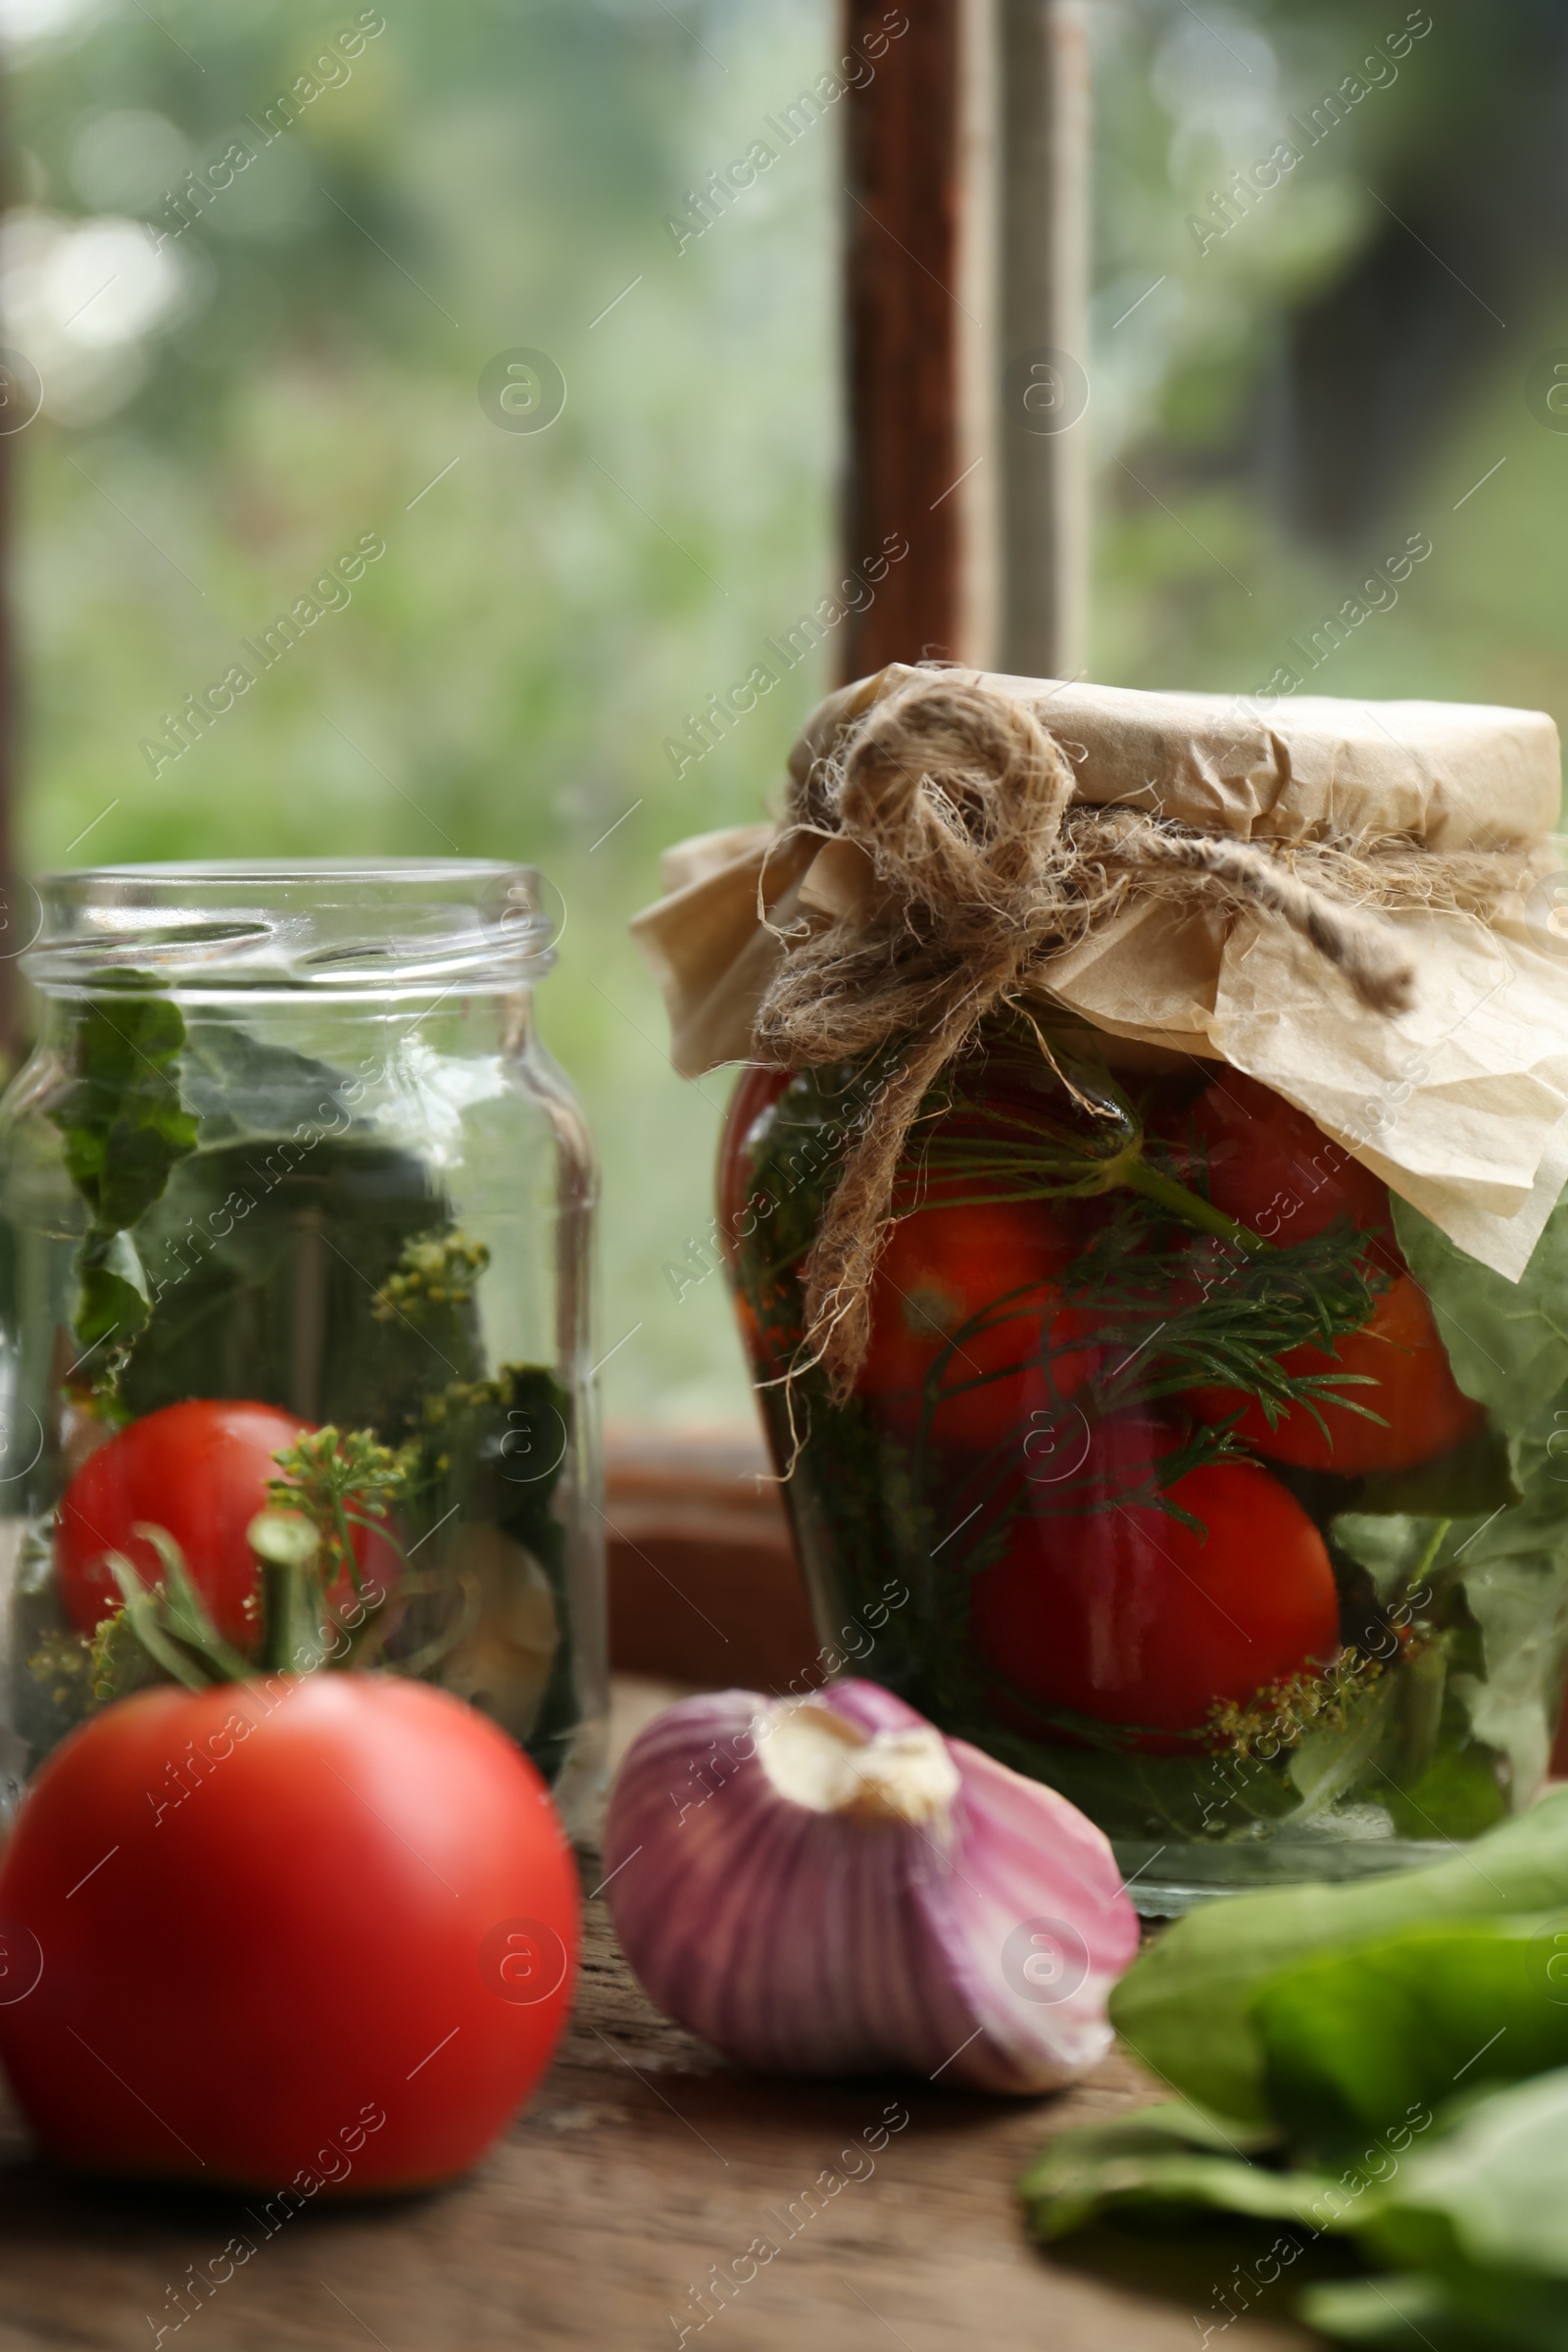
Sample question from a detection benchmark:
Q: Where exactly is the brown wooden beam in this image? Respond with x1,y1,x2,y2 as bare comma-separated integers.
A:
839,0,969,676
839,1,1090,685
999,0,1090,678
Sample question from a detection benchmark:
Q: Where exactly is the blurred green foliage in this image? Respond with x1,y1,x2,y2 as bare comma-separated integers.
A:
6,0,837,1423
1091,0,1568,731
5,0,1563,1423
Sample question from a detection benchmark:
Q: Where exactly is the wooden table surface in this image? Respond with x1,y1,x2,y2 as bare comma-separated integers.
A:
0,1678,1311,2352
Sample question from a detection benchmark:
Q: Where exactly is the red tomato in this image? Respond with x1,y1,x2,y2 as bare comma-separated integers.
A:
0,1675,578,2191
1162,1068,1395,1251
1163,1071,1480,1474
55,1401,381,1651
857,1200,1097,1449
969,1424,1341,1746
1188,1271,1485,1476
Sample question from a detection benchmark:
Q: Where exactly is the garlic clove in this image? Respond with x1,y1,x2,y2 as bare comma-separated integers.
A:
759,1699,961,1824
604,1679,1139,2094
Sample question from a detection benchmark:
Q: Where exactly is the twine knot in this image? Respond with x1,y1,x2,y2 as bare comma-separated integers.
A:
752,665,1432,1399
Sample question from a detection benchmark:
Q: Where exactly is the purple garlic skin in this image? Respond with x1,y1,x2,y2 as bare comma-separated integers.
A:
603,1678,1139,2094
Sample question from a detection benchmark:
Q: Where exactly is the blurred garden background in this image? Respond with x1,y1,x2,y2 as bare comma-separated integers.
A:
3,0,1565,1425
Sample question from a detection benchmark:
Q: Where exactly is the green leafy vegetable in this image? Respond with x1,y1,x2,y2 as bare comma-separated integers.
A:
1254,1916,1568,2156
1336,2068,1568,2329
1019,2101,1284,2239
1302,2267,1566,2351
1026,1798,1568,2341
1029,2068,1568,2352
976,1113,1568,2343
1110,1784,1568,2125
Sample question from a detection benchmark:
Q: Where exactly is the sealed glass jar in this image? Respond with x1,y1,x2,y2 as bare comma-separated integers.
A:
718,1025,1568,1911
0,861,605,1829
640,662,1568,1913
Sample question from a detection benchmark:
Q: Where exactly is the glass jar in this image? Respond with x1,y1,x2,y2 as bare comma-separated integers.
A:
0,861,605,1831
720,1014,1568,1912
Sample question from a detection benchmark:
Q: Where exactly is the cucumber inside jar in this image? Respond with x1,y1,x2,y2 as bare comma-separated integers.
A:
3,984,578,1789
723,1021,1555,1898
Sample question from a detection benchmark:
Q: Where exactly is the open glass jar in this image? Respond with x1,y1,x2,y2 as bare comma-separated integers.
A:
719,1015,1568,1913
0,861,606,1831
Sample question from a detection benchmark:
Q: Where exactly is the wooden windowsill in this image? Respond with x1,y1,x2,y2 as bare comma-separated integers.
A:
604,1420,818,1690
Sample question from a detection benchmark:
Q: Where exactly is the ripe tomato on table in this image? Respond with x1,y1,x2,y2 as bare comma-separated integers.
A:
55,1399,389,1651
0,1674,579,2191
968,1419,1342,1748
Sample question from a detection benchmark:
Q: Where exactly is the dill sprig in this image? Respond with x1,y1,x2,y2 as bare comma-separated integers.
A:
269,1425,414,1590
1064,1197,1382,1428
1205,1646,1399,1760
372,1231,490,1325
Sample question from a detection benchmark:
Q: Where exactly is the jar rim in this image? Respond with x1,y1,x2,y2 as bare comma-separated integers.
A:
23,857,556,998
38,858,528,883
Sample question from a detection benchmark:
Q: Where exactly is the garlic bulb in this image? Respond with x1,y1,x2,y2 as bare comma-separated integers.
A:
603,1679,1139,2094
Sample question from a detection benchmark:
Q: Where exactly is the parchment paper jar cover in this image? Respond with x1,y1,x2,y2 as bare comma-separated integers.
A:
0,861,605,1833
637,666,1568,1910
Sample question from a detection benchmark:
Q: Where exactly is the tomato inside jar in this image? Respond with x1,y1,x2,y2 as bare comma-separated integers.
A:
720,1025,1503,1905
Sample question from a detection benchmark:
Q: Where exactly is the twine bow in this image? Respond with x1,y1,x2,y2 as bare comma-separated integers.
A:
752,666,1448,1399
